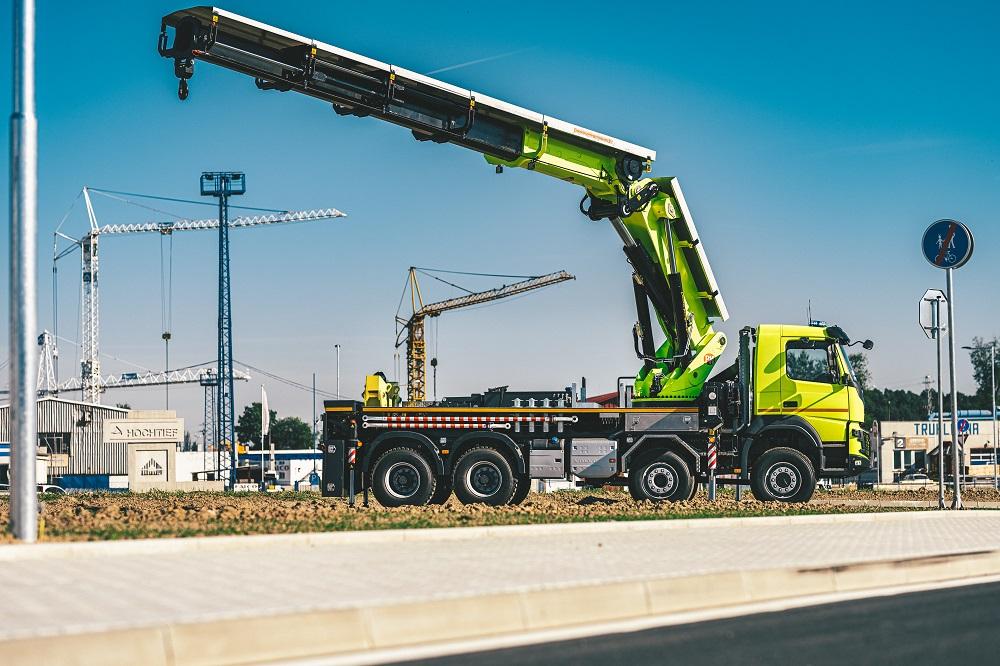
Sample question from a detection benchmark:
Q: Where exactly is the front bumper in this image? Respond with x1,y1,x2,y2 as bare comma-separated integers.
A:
848,453,871,474
846,422,876,474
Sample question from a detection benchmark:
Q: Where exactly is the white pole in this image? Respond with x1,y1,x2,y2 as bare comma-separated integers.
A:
335,344,341,398
935,298,945,510
261,386,266,490
312,372,317,478
9,0,38,542
946,268,962,509
992,343,997,490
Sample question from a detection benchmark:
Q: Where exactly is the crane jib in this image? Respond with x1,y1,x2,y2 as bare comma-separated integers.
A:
158,7,655,176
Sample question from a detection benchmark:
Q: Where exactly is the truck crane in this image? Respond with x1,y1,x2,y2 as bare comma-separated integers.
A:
157,7,875,505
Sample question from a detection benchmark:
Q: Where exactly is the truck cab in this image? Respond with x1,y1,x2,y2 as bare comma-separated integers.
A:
741,324,871,499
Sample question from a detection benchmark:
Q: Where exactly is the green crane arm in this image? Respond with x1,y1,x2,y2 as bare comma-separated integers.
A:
157,7,729,400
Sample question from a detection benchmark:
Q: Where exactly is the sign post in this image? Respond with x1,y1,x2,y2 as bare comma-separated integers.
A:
922,219,974,509
919,288,947,509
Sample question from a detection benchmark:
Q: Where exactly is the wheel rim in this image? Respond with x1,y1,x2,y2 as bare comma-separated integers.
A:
644,464,676,496
466,461,503,498
385,461,421,499
766,462,800,497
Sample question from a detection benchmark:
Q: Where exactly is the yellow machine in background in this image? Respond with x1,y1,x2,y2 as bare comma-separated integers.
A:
364,373,401,408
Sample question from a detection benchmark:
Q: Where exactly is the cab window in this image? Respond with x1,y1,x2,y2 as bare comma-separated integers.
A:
786,340,837,384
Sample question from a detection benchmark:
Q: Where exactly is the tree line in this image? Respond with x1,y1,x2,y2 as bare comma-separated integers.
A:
851,335,999,424
235,402,314,450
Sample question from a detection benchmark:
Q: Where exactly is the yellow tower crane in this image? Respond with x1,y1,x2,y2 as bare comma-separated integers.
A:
395,268,575,404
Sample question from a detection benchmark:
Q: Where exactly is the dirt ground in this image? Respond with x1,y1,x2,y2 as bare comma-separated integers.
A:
4,485,981,543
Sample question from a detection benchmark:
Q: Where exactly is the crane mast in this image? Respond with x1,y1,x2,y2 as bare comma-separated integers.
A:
157,7,728,402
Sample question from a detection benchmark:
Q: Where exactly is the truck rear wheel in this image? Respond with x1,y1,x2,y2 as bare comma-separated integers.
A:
370,447,436,507
428,477,452,505
628,451,693,502
509,474,531,505
751,447,815,503
453,447,516,505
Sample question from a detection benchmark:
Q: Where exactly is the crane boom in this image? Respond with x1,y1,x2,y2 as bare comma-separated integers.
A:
157,7,728,402
95,207,345,235
417,271,575,318
55,367,250,392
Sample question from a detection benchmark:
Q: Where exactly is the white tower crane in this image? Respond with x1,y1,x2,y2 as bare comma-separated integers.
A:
53,187,345,404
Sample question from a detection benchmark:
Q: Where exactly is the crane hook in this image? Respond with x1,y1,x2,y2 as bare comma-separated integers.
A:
178,79,189,101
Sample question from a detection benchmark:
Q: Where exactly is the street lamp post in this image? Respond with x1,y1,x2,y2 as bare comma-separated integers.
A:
9,0,39,542
334,344,341,398
963,342,998,490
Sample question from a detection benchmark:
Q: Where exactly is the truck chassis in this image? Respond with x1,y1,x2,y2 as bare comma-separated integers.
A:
322,331,874,506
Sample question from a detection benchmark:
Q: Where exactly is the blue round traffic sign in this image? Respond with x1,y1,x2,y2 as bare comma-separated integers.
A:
958,418,971,434
922,219,974,269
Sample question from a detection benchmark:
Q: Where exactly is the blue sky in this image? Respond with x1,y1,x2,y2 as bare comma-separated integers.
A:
1,1,998,435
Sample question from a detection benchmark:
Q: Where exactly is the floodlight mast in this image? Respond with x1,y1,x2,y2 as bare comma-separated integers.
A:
201,171,245,490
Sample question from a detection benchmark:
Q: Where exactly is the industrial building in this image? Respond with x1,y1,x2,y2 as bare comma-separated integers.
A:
878,418,999,484
0,397,203,490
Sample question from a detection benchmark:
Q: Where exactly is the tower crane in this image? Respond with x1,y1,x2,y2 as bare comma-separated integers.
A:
396,268,575,404
52,186,345,404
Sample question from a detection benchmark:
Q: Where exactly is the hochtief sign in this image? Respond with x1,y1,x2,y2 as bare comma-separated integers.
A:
104,419,182,444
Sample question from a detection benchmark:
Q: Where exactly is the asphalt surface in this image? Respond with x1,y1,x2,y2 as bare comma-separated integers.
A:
394,580,1000,666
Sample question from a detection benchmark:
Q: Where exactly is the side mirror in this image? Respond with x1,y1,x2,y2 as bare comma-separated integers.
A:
842,373,852,385
862,340,874,350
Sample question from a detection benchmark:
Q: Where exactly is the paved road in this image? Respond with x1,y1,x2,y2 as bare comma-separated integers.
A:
398,580,1000,666
2,512,1000,642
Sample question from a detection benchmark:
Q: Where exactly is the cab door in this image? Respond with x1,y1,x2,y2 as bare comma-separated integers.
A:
780,337,850,443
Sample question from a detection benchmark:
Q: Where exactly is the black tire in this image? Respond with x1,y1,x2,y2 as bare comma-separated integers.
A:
509,474,531,505
428,477,452,505
370,447,436,507
686,478,699,501
750,447,816,502
628,451,694,502
452,447,516,505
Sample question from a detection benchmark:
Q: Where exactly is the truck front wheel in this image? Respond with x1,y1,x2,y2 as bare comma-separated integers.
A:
453,447,516,505
751,447,816,503
370,447,436,507
628,451,693,502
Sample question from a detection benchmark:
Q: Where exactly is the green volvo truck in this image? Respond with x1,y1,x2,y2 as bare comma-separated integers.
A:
158,7,875,503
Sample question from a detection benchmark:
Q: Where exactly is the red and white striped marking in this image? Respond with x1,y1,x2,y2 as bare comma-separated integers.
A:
707,442,717,470
362,414,576,429
348,447,357,465
365,421,511,430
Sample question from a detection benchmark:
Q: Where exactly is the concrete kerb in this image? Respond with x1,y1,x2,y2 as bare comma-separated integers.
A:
4,546,1000,666
0,509,954,562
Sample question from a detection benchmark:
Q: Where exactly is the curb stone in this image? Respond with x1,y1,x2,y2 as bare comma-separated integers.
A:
3,547,998,665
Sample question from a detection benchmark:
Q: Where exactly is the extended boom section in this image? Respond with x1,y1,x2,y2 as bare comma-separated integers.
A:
158,7,653,202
